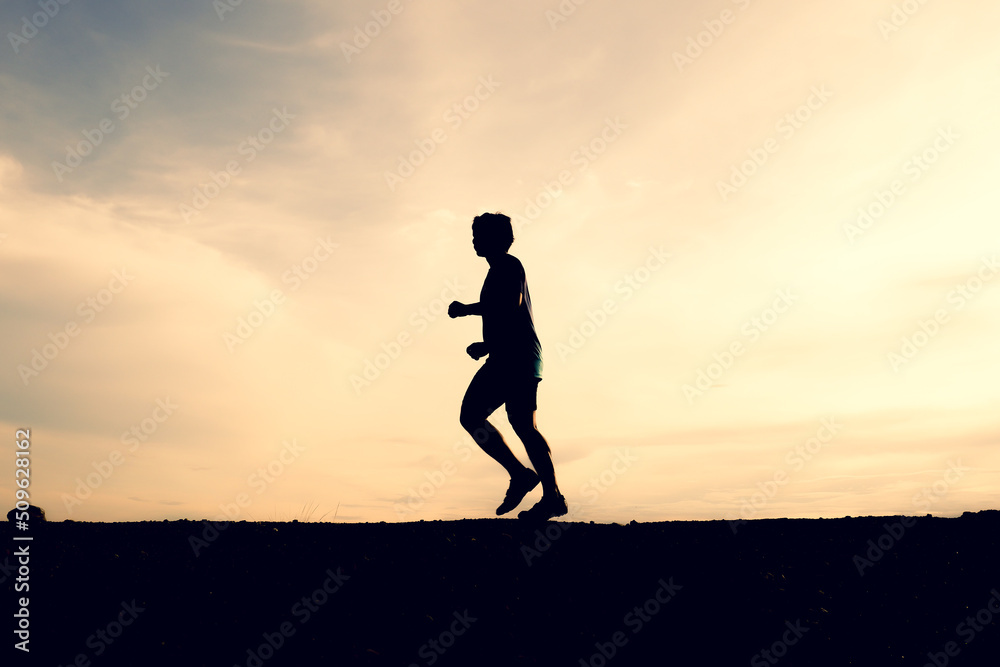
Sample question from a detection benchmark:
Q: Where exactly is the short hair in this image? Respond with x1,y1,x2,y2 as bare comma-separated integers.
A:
472,212,514,251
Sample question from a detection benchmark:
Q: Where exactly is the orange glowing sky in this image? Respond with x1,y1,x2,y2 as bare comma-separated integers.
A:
2,0,999,524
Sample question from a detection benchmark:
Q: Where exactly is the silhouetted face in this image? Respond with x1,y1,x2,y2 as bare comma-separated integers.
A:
472,226,503,258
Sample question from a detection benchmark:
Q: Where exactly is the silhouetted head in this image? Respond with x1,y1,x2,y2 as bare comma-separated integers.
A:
471,212,513,258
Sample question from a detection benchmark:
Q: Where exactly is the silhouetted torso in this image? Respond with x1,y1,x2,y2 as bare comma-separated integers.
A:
480,254,542,378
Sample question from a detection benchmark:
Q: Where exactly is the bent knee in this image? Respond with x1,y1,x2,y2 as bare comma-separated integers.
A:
508,415,537,437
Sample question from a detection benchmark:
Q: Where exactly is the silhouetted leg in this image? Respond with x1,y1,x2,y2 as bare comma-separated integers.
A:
460,364,529,478
509,410,559,497
461,413,526,477
508,379,566,522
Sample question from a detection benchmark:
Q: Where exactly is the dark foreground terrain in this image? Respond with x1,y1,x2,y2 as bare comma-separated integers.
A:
4,512,1000,666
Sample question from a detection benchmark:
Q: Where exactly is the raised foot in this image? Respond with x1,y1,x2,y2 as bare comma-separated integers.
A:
496,469,540,515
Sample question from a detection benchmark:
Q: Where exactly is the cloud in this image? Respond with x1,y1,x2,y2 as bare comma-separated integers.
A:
3,0,1000,522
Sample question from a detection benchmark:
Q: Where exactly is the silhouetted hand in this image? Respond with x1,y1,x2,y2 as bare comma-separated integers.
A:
448,301,467,318
466,342,488,360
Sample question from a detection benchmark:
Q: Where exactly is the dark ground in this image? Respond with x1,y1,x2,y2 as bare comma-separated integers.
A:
4,511,1000,666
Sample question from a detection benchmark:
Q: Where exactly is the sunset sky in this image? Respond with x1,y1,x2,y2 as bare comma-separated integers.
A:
2,0,998,524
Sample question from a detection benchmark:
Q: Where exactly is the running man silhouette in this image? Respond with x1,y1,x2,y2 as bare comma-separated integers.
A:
449,212,567,522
